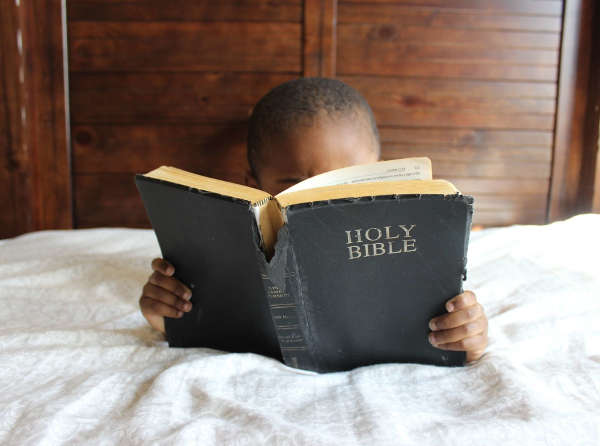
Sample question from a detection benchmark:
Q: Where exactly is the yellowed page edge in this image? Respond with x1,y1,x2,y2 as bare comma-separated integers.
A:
275,179,459,208
143,165,271,205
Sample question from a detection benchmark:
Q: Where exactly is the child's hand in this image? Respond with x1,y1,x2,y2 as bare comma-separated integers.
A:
428,290,488,363
139,258,193,334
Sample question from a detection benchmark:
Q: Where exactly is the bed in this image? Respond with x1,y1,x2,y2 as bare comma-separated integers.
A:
0,214,598,445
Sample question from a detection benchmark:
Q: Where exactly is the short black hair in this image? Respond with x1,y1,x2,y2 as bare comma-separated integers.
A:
247,77,380,178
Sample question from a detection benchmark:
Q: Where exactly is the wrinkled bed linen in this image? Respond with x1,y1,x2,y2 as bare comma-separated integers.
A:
0,214,598,445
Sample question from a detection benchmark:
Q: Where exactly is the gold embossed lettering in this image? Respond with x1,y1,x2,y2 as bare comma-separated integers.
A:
348,245,361,259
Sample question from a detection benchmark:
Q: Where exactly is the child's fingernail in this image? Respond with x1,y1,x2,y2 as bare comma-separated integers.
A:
184,302,192,311
167,266,174,275
447,302,454,312
429,320,437,330
184,290,192,300
429,333,436,344
177,311,183,317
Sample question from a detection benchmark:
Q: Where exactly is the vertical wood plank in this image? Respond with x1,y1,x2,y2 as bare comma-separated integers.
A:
548,0,594,221
593,138,600,212
582,2,600,213
0,0,34,237
303,0,337,77
1,0,72,237
21,0,73,230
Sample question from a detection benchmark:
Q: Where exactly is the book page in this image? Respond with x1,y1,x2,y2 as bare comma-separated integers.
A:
276,157,432,196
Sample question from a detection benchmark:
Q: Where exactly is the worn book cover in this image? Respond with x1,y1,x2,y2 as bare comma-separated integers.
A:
135,158,473,372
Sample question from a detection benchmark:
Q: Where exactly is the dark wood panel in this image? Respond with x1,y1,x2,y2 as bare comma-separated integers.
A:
338,62,557,81
339,24,559,49
339,0,562,16
0,0,29,235
375,111,553,130
472,194,549,211
26,0,72,230
472,209,546,226
549,0,595,220
68,0,302,22
433,160,551,179
342,76,556,109
75,173,151,228
379,128,554,147
344,76,557,98
383,144,551,163
338,26,558,61
585,3,600,213
341,76,555,128
73,173,548,229
69,22,301,72
303,0,337,76
338,4,562,31
337,23,559,81
449,177,549,195
1,0,72,237
69,72,298,124
64,0,570,229
472,194,547,225
72,124,249,174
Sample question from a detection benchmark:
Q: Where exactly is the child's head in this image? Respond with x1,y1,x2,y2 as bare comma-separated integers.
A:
246,77,380,195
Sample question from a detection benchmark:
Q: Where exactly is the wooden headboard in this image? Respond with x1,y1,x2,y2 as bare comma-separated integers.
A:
2,0,599,238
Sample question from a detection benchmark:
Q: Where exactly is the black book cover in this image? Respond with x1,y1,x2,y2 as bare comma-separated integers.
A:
134,175,282,361
278,194,473,372
135,173,473,372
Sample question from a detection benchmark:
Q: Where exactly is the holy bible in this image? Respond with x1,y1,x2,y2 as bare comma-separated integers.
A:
134,157,474,373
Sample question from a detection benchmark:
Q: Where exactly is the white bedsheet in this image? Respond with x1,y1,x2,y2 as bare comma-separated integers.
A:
0,214,598,445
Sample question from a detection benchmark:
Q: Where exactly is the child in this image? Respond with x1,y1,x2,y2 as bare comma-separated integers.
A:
139,77,488,363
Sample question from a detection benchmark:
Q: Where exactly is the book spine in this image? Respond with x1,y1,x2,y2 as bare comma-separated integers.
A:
259,236,317,372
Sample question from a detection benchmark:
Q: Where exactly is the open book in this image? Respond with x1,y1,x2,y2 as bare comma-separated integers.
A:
135,157,473,372
142,157,458,257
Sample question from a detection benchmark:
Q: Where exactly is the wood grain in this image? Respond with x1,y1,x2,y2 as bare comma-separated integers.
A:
72,124,250,174
338,4,562,31
338,0,562,16
383,144,551,164
69,22,301,72
337,24,559,81
69,72,298,124
379,128,554,147
0,0,34,238
68,0,302,22
341,75,556,129
449,177,548,195
65,0,571,229
303,0,337,76
1,0,71,237
548,0,594,221
588,3,600,213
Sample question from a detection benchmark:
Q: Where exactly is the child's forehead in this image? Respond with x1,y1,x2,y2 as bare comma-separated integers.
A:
286,109,371,139
261,113,377,167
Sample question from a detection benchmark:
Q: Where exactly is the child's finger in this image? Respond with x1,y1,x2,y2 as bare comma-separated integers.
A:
148,271,192,300
140,295,183,318
445,290,477,312
142,282,192,313
466,348,487,363
429,303,483,331
428,315,486,346
151,258,175,276
432,333,488,353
